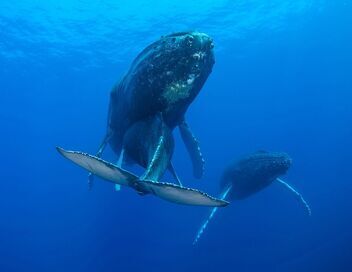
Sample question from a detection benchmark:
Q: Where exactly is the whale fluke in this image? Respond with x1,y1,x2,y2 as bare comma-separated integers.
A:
56,147,228,207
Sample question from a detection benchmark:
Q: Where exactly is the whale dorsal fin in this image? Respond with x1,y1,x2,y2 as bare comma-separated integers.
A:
179,119,205,179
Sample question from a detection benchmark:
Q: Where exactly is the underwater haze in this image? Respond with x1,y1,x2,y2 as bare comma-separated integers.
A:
1,0,352,271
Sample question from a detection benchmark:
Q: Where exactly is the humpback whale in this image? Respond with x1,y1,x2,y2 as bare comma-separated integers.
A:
193,151,311,244
57,32,227,207
90,31,215,189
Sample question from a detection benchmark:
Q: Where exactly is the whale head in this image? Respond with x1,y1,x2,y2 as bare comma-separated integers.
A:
248,151,292,178
221,151,292,200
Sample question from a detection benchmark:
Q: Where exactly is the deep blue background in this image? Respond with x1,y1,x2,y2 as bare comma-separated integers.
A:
1,1,351,271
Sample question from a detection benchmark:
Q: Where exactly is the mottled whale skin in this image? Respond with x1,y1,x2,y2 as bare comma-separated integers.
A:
109,31,214,145
193,151,311,245
220,151,292,200
56,32,229,207
104,31,214,182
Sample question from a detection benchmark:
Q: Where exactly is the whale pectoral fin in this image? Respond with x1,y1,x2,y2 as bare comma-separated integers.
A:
116,149,125,168
138,180,228,207
140,116,171,182
113,149,125,192
276,178,312,216
193,185,232,245
140,135,166,181
88,131,113,189
179,120,205,179
168,162,183,186
57,147,137,186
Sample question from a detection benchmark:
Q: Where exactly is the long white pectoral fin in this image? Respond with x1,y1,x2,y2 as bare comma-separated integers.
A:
56,147,137,186
276,178,312,216
193,185,232,245
179,120,205,179
138,180,229,207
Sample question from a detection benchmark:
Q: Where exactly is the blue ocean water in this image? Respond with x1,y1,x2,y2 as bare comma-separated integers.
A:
1,1,351,271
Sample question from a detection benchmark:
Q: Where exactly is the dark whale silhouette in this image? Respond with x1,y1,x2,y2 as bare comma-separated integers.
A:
193,151,311,244
57,32,227,207
221,151,293,200
91,31,215,188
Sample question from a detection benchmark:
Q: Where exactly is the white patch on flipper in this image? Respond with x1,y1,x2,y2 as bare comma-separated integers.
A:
276,178,312,216
139,180,229,207
193,185,232,245
56,147,137,186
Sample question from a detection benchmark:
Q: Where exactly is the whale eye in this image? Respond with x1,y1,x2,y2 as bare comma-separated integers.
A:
210,42,214,49
186,35,194,42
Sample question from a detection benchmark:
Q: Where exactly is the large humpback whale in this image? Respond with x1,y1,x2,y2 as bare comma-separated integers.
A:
90,31,214,188
193,151,311,244
57,32,227,207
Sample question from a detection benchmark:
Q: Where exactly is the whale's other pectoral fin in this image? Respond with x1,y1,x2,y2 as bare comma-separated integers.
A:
57,147,137,187
193,185,232,245
113,149,125,192
168,162,183,186
138,180,229,207
276,178,312,216
88,131,113,189
179,120,205,179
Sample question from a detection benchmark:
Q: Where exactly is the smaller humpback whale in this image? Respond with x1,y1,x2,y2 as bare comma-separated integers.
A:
193,151,311,244
57,147,228,207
